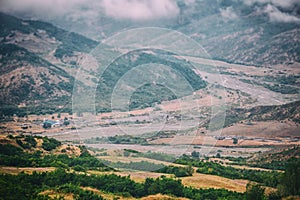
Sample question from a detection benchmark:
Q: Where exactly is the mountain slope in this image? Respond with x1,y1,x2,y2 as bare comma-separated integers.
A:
51,0,299,67
0,13,99,115
0,12,98,59
175,1,300,66
0,13,208,116
0,43,73,109
221,100,300,129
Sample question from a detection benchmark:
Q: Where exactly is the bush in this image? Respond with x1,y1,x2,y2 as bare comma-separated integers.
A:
156,165,194,177
245,184,265,200
42,137,61,151
280,159,300,196
73,165,86,172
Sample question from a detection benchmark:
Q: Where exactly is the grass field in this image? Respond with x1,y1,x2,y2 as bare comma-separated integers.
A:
83,187,189,200
97,155,183,167
0,167,55,175
82,187,189,200
82,187,136,200
89,165,250,193
180,173,248,193
40,190,73,200
87,170,173,183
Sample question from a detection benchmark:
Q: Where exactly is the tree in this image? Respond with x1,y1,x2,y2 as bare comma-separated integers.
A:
63,119,70,126
43,121,52,129
233,138,238,144
191,151,200,158
280,159,300,196
267,191,281,200
245,184,265,200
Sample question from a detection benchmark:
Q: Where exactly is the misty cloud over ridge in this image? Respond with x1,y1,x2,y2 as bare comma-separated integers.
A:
241,0,300,23
219,7,238,20
244,0,300,9
1,0,299,26
0,0,180,21
101,0,179,21
264,4,300,23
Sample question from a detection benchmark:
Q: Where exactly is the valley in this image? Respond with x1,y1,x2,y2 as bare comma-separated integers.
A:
0,0,300,199
1,54,299,161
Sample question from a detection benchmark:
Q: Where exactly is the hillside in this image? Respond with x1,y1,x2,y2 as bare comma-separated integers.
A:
178,0,300,66
0,43,74,111
0,13,98,115
0,134,299,200
248,146,300,170
208,100,300,130
95,49,207,112
46,0,300,67
0,12,97,59
0,13,208,116
0,134,245,199
1,4,299,116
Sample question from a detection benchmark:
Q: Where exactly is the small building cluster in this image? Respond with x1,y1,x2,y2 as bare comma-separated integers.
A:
42,117,70,129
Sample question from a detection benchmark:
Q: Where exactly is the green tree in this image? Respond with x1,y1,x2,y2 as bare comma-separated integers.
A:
245,184,265,200
43,121,52,129
280,159,300,196
233,138,238,144
191,151,200,158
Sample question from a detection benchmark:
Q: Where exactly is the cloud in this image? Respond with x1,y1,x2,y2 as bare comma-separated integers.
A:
101,0,179,21
219,7,238,20
244,0,299,9
264,4,300,23
184,0,196,6
241,0,300,23
0,0,180,21
0,0,83,16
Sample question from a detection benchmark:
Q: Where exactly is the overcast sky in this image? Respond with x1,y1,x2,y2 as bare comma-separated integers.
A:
0,0,299,24
0,0,180,21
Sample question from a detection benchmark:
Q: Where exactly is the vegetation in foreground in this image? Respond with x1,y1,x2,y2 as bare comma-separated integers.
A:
175,155,281,187
0,134,299,200
0,168,246,200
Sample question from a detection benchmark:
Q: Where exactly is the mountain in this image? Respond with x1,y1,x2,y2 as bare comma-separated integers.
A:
0,13,99,116
0,5,300,199
0,13,207,116
175,0,300,66
94,49,207,112
0,43,73,106
43,0,300,67
0,0,300,118
224,100,300,128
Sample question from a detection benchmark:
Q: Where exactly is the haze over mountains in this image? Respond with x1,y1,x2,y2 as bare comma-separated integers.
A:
0,0,299,116
1,0,300,65
0,2,300,199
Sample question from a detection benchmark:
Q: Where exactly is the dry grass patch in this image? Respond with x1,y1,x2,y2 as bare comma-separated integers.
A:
0,167,55,175
141,194,189,200
229,164,279,172
39,190,73,200
82,187,137,200
181,173,248,193
55,144,82,157
82,188,189,200
282,196,300,200
87,170,173,183
98,155,183,167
